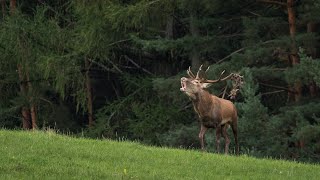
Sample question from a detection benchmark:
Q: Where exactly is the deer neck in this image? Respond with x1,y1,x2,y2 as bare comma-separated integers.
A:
193,89,212,102
192,90,215,117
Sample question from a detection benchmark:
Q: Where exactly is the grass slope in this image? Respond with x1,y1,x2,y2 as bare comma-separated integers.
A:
1,130,320,179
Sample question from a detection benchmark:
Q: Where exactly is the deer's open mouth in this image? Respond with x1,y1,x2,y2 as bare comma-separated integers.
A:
180,77,187,92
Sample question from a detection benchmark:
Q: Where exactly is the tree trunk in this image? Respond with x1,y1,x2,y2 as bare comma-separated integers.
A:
30,105,37,129
307,22,318,97
165,14,174,39
287,0,301,102
10,0,15,14
85,58,94,127
11,0,33,130
21,107,31,129
26,70,37,129
11,0,36,130
287,0,305,151
17,64,32,129
1,0,5,18
190,14,201,69
164,9,176,75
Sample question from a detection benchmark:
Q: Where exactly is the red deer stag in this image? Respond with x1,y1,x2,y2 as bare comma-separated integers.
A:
180,65,239,154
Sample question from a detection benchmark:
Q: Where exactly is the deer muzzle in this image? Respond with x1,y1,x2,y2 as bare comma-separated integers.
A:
180,77,188,92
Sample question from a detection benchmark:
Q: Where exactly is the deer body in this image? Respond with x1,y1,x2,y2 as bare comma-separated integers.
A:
193,92,237,127
180,66,240,154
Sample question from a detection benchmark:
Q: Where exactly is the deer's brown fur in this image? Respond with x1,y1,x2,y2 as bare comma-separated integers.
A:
180,66,239,154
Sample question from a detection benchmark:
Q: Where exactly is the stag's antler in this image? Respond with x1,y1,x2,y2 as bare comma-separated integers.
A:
186,65,208,80
187,66,196,79
195,65,212,81
195,65,203,80
203,70,236,83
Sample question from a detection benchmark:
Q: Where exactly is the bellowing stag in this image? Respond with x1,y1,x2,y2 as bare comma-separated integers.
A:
180,65,239,154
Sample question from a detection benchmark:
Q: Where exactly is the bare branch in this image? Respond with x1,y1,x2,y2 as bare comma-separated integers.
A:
87,59,119,74
259,82,296,93
216,39,277,64
124,55,154,75
261,90,286,96
257,0,287,6
247,10,262,16
265,68,287,71
105,58,124,74
216,48,245,64
148,0,161,6
222,85,228,99
107,39,131,47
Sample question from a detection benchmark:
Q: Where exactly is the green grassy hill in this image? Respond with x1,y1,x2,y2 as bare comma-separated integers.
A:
1,130,320,179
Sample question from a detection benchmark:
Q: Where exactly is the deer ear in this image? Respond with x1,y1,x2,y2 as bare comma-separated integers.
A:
201,83,212,89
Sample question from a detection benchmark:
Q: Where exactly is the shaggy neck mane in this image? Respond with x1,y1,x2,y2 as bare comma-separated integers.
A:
193,89,210,99
192,89,214,108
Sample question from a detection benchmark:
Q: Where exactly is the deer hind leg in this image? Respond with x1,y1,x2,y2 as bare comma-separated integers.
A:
199,125,208,151
222,124,230,154
231,120,239,155
215,126,221,153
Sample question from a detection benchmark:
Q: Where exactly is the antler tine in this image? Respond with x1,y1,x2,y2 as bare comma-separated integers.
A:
205,66,210,72
187,66,196,78
220,72,234,81
195,64,203,79
204,70,229,83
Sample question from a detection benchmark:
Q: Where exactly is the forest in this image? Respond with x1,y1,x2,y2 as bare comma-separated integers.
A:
0,0,320,163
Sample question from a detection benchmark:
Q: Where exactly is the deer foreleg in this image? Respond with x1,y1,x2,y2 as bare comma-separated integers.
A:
199,125,207,151
222,124,230,154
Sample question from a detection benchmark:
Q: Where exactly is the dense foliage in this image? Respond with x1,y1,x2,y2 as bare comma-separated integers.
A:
1,0,320,162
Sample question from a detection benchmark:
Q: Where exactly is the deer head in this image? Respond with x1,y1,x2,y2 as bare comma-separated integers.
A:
180,65,233,99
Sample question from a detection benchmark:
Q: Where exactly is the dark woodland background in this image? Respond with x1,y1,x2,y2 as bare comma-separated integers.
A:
1,0,320,162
